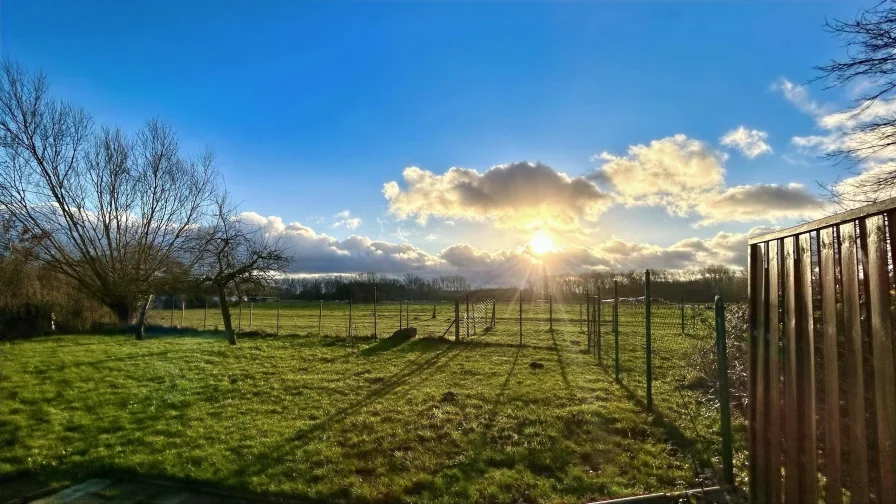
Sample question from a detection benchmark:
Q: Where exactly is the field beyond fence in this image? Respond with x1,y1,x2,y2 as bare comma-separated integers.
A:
147,292,747,490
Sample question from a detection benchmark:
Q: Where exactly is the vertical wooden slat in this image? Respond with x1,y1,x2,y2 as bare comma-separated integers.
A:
747,244,758,501
863,214,896,503
767,238,783,504
783,236,801,503
839,220,868,504
754,243,769,501
819,227,842,504
796,233,818,501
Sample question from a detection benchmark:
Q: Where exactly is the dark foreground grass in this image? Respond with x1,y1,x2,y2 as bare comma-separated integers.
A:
0,323,696,503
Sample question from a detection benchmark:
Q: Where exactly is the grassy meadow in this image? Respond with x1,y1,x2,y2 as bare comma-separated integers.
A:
1,299,743,503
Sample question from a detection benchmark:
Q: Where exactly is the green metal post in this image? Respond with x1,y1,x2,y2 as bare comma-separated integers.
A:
586,289,591,352
681,296,685,334
716,295,735,486
549,294,553,331
519,289,523,346
454,299,460,342
614,280,619,381
597,285,601,362
645,270,653,411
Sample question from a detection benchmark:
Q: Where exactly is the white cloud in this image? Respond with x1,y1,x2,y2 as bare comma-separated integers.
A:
591,134,824,225
425,234,438,241
239,211,764,284
332,210,361,230
694,183,826,226
720,126,772,158
773,78,828,117
591,134,726,216
383,161,612,234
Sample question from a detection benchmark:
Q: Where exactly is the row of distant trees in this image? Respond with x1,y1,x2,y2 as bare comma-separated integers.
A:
267,265,746,304
0,62,288,344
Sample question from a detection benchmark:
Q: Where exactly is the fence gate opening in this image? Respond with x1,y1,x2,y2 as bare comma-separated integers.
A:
747,198,896,503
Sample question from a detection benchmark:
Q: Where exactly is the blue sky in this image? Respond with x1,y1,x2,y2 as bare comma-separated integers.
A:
0,1,870,280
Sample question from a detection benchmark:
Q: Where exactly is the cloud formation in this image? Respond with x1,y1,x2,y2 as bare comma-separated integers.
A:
591,134,824,225
332,210,361,230
720,126,772,158
778,77,896,205
591,134,726,215
243,211,766,285
382,162,612,234
694,183,824,226
773,78,827,116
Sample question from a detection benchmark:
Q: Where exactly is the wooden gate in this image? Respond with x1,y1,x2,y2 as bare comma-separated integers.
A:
748,198,896,503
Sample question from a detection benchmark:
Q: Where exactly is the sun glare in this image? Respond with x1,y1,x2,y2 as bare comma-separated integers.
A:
529,232,555,255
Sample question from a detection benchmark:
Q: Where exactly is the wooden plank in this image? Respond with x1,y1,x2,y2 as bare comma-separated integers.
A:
754,243,769,501
862,214,896,503
749,195,896,245
839,221,868,504
782,236,801,503
796,233,818,502
767,239,783,504
819,227,842,504
747,244,757,502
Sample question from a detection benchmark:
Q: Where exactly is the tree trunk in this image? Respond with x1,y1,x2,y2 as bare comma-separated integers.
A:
110,302,131,329
218,284,237,345
134,295,153,340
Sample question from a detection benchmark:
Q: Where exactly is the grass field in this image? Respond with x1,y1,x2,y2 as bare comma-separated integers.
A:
1,299,744,503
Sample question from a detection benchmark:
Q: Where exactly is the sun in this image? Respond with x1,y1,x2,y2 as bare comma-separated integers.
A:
529,231,555,255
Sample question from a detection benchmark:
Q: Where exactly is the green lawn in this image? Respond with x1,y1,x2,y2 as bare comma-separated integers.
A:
0,306,711,503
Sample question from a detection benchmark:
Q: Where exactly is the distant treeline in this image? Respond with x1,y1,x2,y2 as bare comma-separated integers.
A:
271,266,746,304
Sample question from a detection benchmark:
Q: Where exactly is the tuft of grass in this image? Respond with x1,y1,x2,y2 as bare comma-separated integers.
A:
2,302,706,503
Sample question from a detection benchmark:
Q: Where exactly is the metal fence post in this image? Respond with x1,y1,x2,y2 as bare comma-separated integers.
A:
586,289,591,352
597,286,601,362
466,294,470,339
580,302,583,331
715,295,735,486
614,280,619,381
349,298,353,338
454,299,460,342
319,300,323,335
276,298,280,336
645,270,653,411
373,285,378,340
203,300,208,331
519,289,523,346
249,301,254,329
491,299,496,328
549,294,553,331
181,301,185,327
680,296,685,334
399,299,403,330
238,301,242,332
170,295,175,327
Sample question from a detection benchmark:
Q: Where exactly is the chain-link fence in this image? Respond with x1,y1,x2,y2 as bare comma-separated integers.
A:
145,297,458,340
582,274,745,491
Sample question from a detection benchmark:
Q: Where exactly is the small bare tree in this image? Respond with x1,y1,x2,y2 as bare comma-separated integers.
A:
195,193,289,345
816,1,896,205
0,61,218,338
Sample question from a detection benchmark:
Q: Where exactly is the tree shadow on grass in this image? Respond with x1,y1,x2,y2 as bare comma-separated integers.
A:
604,366,716,485
230,338,469,483
549,330,574,395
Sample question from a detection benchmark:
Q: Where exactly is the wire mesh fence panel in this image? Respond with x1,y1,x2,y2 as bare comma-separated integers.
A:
649,298,724,471
616,298,647,398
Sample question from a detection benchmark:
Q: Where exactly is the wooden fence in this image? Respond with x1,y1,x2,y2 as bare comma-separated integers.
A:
747,198,896,503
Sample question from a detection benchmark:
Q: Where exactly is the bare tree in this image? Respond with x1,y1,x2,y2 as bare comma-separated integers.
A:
195,192,289,345
0,61,218,338
816,1,896,206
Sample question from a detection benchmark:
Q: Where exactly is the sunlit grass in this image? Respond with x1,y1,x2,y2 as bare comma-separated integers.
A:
0,309,703,503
